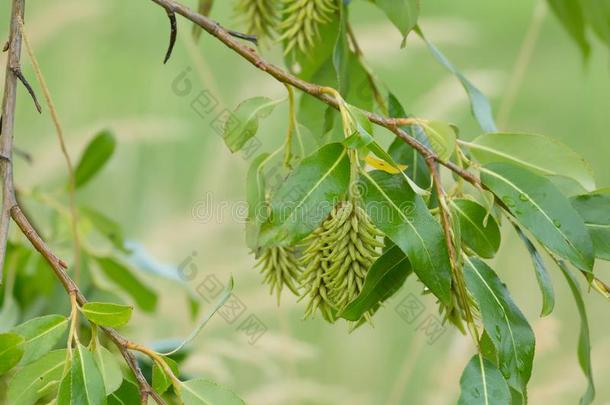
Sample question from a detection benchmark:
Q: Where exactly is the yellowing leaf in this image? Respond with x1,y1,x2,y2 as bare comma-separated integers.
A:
365,155,407,174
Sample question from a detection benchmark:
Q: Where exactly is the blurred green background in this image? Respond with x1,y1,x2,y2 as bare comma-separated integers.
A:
1,0,609,403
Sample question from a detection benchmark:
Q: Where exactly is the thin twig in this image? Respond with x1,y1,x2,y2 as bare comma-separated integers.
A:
0,2,164,403
19,18,82,282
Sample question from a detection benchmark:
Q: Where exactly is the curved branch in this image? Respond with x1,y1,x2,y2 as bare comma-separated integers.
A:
149,0,482,189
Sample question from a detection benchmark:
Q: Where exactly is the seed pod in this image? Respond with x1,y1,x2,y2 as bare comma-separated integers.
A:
255,246,301,304
300,200,384,322
277,0,338,54
234,0,280,39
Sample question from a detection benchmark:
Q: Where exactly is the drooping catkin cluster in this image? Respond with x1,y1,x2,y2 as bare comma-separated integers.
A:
300,200,384,320
277,0,338,54
234,0,279,39
255,246,301,304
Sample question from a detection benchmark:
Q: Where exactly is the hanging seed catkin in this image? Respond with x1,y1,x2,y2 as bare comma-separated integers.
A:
300,200,384,321
255,246,301,304
277,0,338,54
234,0,279,39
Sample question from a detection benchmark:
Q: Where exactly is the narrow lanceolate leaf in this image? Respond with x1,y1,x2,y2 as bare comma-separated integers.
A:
480,163,594,272
361,171,452,305
333,2,349,94
71,344,106,405
463,257,535,398
93,346,123,395
152,356,179,395
466,132,596,191
223,97,282,153
75,130,116,188
260,143,350,246
369,0,419,45
12,314,69,365
179,379,245,405
458,354,511,405
246,153,270,250
95,257,158,313
547,0,590,58
512,224,555,317
108,380,141,405
415,26,497,133
0,333,24,375
341,244,412,321
8,349,69,405
582,1,610,47
450,199,501,259
555,260,595,405
571,191,610,260
82,302,133,328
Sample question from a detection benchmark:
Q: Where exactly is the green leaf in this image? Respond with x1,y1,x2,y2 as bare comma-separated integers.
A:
12,314,68,365
513,224,555,317
341,244,412,321
415,26,497,133
360,171,452,305
481,163,594,272
571,191,610,260
179,379,245,405
82,302,133,328
463,257,535,397
0,332,24,375
71,344,106,405
466,132,596,191
260,143,350,245
333,2,349,94
246,153,270,250
75,130,116,189
547,0,590,58
421,120,456,161
450,199,501,259
369,0,419,45
387,93,431,189
93,346,123,395
108,380,141,405
95,256,158,312
223,97,282,153
555,260,595,405
8,349,69,405
152,356,179,395
81,206,128,253
458,354,511,405
56,369,72,405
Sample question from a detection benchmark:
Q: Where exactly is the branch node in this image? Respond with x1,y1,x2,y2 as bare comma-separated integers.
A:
11,66,42,113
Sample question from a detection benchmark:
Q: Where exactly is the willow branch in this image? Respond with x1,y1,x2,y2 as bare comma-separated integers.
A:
148,0,482,190
1,1,163,403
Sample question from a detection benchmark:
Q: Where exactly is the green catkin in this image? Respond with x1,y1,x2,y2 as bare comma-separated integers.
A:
277,0,338,54
300,200,384,322
255,246,301,304
234,0,280,39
